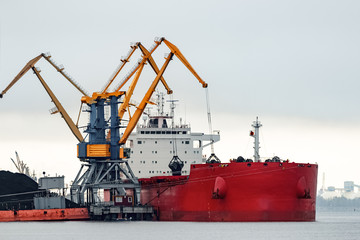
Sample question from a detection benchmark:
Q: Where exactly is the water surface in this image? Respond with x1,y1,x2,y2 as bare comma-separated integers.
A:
0,211,359,240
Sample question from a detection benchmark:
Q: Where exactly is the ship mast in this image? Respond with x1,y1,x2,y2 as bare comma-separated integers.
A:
251,117,262,162
156,92,165,116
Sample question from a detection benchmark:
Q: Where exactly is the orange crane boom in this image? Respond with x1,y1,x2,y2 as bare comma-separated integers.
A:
0,54,85,142
0,55,42,98
163,39,207,88
101,43,139,94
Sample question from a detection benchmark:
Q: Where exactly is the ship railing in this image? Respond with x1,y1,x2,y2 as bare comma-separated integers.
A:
93,201,115,207
174,124,190,128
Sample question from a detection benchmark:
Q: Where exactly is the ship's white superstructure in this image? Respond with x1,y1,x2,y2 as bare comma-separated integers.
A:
126,95,220,178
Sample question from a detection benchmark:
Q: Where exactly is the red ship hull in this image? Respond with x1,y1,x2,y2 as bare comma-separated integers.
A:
140,161,318,222
0,208,89,222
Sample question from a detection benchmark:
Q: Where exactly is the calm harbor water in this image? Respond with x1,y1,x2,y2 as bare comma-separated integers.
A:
0,210,359,240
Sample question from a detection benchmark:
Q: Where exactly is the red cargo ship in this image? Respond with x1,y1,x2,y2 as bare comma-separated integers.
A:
140,161,317,222
139,118,318,222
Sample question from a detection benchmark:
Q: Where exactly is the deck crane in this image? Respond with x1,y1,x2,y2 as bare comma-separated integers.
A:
0,53,88,142
10,151,30,176
10,151,37,180
71,38,208,206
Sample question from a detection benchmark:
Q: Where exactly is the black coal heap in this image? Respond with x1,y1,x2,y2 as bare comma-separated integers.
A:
0,171,81,210
0,171,38,210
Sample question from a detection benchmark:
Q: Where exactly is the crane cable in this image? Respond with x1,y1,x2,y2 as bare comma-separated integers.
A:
205,87,220,163
205,87,214,154
170,94,178,156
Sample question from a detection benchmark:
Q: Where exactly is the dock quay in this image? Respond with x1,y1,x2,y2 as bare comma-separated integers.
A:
89,203,154,220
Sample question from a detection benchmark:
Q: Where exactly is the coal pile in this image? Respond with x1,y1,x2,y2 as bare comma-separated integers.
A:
0,171,81,210
0,171,39,210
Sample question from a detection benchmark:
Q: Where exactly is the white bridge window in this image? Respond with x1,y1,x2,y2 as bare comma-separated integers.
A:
193,140,201,148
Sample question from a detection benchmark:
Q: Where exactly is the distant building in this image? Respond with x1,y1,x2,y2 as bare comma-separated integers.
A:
318,181,360,200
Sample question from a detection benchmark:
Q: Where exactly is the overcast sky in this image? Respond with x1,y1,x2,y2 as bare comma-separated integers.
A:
1,0,360,189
